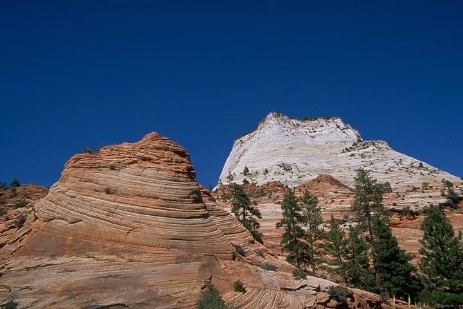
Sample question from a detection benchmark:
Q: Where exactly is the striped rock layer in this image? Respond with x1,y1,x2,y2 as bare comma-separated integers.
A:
1,133,403,308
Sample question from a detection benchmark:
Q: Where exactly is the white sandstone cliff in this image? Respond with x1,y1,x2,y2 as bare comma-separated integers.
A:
218,112,459,190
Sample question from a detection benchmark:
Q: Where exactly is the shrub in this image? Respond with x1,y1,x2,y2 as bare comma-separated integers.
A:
0,207,5,217
1,300,18,309
13,199,28,209
233,280,246,293
292,268,307,280
260,262,277,271
9,178,20,188
234,244,245,257
0,181,7,190
14,216,26,228
82,147,94,154
328,285,348,306
105,187,114,195
196,283,228,309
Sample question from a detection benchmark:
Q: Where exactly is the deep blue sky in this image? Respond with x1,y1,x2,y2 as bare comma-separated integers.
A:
1,1,462,188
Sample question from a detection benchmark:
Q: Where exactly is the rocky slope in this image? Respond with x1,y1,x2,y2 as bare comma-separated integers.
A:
218,112,461,210
0,133,396,308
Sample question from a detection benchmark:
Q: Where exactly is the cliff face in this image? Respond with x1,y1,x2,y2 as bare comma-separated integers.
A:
1,133,396,309
218,112,461,210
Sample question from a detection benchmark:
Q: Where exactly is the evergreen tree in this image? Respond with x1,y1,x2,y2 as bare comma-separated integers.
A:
371,216,420,300
300,191,324,274
276,190,310,268
230,183,263,243
344,226,375,290
196,283,229,309
419,205,463,306
325,215,349,285
441,179,462,209
351,168,391,241
351,168,391,286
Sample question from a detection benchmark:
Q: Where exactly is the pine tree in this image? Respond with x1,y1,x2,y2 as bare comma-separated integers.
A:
230,183,263,243
196,283,229,309
325,215,349,285
300,191,324,274
351,168,391,241
344,226,375,290
351,168,391,286
276,190,311,268
419,205,463,306
371,216,420,300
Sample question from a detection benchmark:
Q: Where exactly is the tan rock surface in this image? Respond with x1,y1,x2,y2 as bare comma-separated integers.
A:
0,133,397,308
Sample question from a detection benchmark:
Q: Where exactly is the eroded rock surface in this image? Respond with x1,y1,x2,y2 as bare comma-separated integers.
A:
0,133,396,308
218,112,462,211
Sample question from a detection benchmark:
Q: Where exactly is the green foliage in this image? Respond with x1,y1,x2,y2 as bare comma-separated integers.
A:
14,216,25,228
300,191,324,273
226,172,234,182
371,216,420,300
441,179,462,208
292,268,307,280
419,205,463,306
260,262,277,271
233,244,245,257
82,147,94,154
344,226,375,290
276,190,311,268
13,199,28,209
347,169,418,299
9,178,20,188
230,183,263,243
1,300,18,309
233,280,246,293
0,181,7,190
328,285,348,307
0,207,5,217
243,166,250,176
196,283,229,309
351,168,391,240
325,215,349,285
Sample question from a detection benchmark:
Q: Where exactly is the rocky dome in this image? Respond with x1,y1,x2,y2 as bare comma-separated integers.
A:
1,132,398,308
218,112,460,209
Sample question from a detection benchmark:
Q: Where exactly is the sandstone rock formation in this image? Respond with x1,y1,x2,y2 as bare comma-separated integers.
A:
0,133,396,308
218,112,462,210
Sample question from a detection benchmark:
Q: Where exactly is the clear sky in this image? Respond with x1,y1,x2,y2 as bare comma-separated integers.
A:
1,1,462,188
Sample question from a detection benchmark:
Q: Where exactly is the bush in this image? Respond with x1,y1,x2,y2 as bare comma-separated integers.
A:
260,262,277,271
13,199,28,209
0,181,7,190
82,147,94,154
292,268,307,280
0,207,5,217
196,283,228,309
328,286,348,306
1,300,18,309
234,244,245,257
14,216,26,228
105,187,114,195
9,178,20,188
233,280,246,293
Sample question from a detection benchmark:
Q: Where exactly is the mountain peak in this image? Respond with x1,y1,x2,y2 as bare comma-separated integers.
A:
219,113,459,195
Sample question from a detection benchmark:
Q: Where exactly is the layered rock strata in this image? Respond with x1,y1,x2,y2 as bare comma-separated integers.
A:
0,133,397,308
218,112,461,210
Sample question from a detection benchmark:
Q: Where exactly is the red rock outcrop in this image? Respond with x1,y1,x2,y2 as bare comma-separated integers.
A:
1,133,398,308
